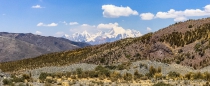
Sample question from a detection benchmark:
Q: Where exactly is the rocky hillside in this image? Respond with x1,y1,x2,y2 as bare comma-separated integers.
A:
1,17,210,72
0,32,90,62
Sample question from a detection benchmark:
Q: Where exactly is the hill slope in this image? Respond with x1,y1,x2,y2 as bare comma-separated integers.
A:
0,32,90,62
1,17,210,72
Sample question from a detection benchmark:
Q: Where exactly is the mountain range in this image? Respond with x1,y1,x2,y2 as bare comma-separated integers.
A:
63,27,142,45
0,32,90,62
2,17,210,72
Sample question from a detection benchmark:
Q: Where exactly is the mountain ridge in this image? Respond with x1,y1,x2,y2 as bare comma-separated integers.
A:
0,32,90,62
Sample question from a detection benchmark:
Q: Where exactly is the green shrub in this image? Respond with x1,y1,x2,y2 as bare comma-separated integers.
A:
123,72,133,81
105,65,117,70
39,72,50,81
3,79,12,85
22,74,30,80
149,66,156,75
134,70,143,80
117,64,126,70
168,71,180,78
12,77,24,82
95,65,110,77
188,25,193,28
110,71,121,82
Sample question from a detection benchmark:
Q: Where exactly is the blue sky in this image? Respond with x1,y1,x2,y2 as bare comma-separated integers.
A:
0,0,210,37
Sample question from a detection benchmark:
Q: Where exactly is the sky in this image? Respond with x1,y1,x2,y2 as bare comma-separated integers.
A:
0,0,210,37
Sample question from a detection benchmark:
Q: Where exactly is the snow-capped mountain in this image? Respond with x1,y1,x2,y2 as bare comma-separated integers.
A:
63,27,142,45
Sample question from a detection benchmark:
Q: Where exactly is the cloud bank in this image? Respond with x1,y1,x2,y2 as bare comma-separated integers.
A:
102,5,138,18
140,4,210,21
35,31,42,35
70,22,79,25
97,22,119,29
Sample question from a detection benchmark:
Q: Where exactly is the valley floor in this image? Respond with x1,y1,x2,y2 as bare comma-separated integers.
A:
9,78,210,86
1,60,210,86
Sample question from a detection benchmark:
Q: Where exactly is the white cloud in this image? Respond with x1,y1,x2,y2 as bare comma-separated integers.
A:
204,5,210,12
141,4,210,22
184,9,207,16
2,14,6,16
146,27,152,31
81,24,90,27
69,22,79,25
55,32,64,35
156,9,182,19
102,4,138,18
174,16,187,22
35,31,42,35
97,22,118,29
61,21,68,25
37,22,44,26
69,22,142,37
55,32,65,37
140,13,154,20
70,24,98,34
37,22,58,27
32,5,44,8
47,23,58,26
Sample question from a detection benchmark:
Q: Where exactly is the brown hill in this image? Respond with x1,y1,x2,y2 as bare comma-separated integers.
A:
0,32,90,62
1,17,210,72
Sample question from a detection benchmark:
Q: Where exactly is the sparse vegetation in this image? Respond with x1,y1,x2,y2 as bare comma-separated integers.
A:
1,18,210,85
153,82,171,86
168,71,180,79
2,74,32,85
1,20,210,72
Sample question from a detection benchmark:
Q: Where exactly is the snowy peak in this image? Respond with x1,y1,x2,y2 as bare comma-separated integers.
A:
80,30,91,37
65,28,142,45
62,34,70,39
68,31,95,42
109,26,125,35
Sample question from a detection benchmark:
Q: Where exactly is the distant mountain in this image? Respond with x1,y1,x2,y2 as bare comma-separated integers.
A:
0,32,90,62
63,28,142,45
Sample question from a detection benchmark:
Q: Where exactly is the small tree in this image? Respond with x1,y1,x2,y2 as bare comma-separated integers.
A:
22,74,30,80
193,72,203,80
134,70,143,80
149,66,157,77
184,72,192,80
157,66,161,73
110,71,121,82
76,68,83,78
95,65,110,77
123,72,133,82
203,72,210,81
188,25,193,28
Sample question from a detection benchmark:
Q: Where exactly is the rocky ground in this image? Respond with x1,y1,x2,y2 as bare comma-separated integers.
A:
23,60,210,79
2,60,210,86
24,63,98,79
